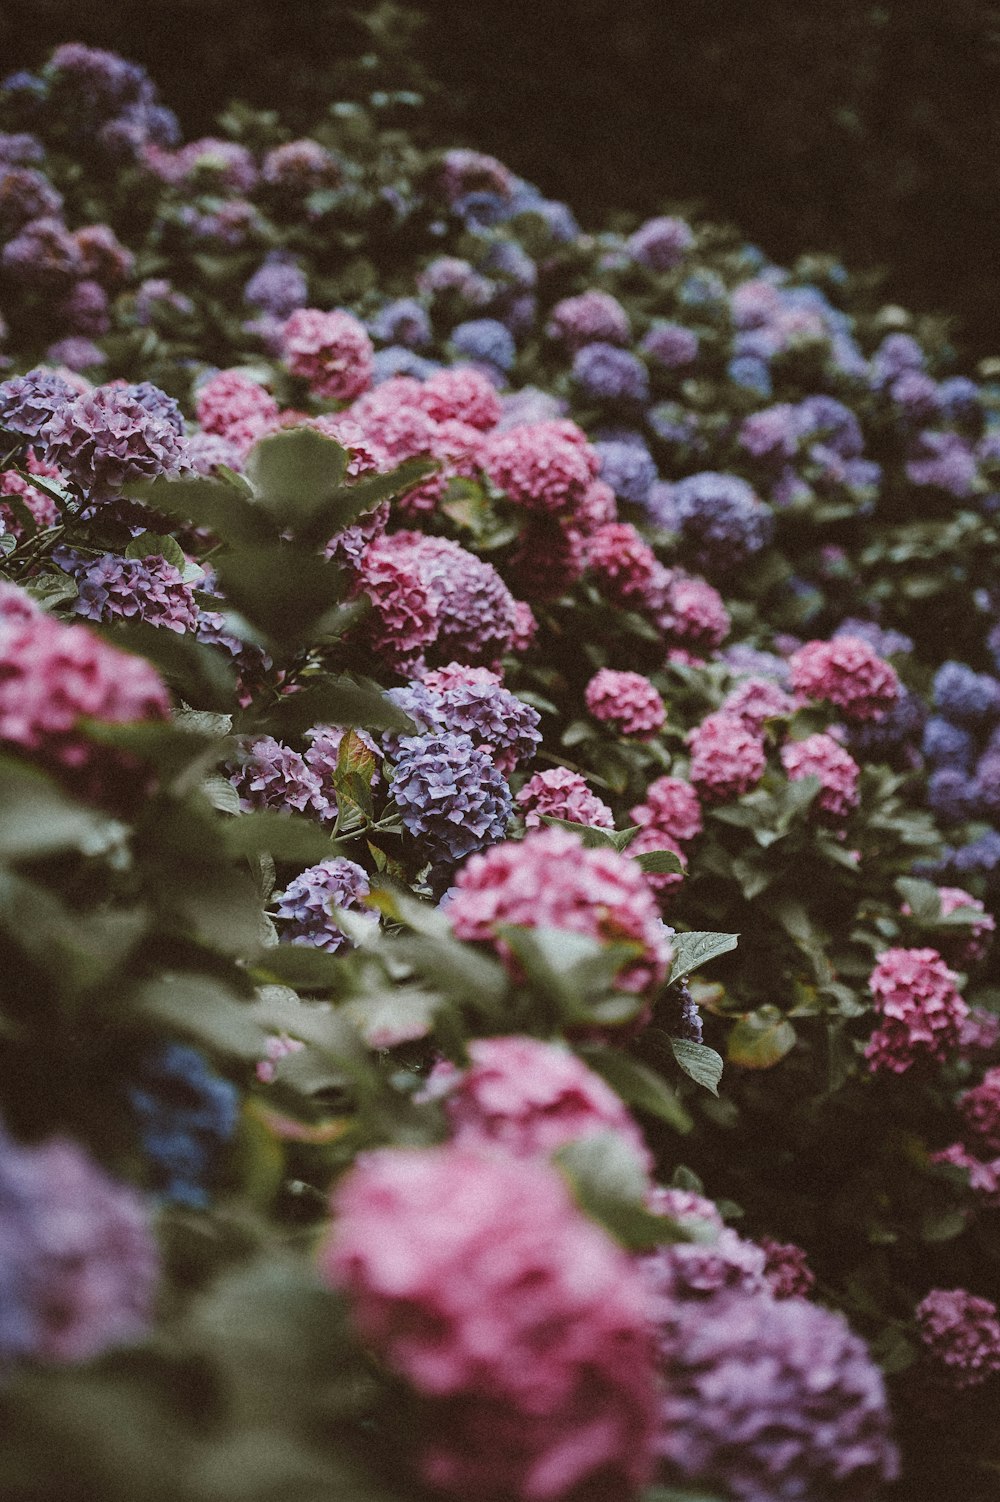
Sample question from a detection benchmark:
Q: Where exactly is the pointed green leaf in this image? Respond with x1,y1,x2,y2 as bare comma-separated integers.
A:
579,1046,693,1132
668,930,739,985
727,1008,797,1069
669,1037,723,1095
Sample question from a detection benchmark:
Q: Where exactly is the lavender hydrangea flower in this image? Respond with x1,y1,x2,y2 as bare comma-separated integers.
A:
796,395,865,458
870,332,925,388
243,253,308,319
627,215,694,271
390,731,512,870
594,437,658,506
368,297,432,349
45,337,105,372
274,856,376,952
572,342,650,405
229,736,326,817
387,674,541,775
450,318,516,372
127,1044,239,1207
923,716,976,771
1,216,82,289
371,347,440,384
73,553,198,634
654,1293,899,1500
728,354,773,396
933,662,1000,725
43,384,186,496
0,366,77,437
0,165,62,233
671,471,775,572
641,321,699,368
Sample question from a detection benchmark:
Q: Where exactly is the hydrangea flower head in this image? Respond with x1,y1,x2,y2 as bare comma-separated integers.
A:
322,1143,659,1502
484,420,598,519
354,536,439,674
932,661,1000,725
73,553,198,635
0,366,79,437
759,1238,817,1299
585,668,666,740
959,1067,1000,1154
780,733,861,821
594,437,657,505
127,1044,238,1207
380,532,519,667
865,947,968,1075
43,383,186,495
546,290,631,350
790,637,899,721
282,307,373,401
688,712,767,802
915,1288,1000,1390
446,825,672,996
229,735,325,817
572,342,650,405
722,676,798,729
416,364,502,429
641,321,699,368
391,731,512,870
630,776,703,845
518,767,615,831
670,472,774,573
657,571,731,651
627,215,694,271
274,856,376,952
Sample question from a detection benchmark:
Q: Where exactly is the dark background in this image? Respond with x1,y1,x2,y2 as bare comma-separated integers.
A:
3,0,999,356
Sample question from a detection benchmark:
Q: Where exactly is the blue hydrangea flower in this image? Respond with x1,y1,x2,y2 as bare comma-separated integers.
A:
127,1044,239,1208
480,239,537,291
923,716,976,771
371,347,440,384
834,618,913,658
572,343,650,405
796,396,864,459
274,856,376,952
933,662,1000,725
952,830,1000,879
390,731,512,870
591,436,657,507
848,688,927,758
450,318,517,372
870,332,925,388
368,297,432,349
671,471,775,572
727,355,773,397
927,767,978,825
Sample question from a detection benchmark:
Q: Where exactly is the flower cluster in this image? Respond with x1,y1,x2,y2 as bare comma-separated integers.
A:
274,857,376,952
73,552,198,634
790,636,900,721
688,712,767,802
517,767,614,830
126,1044,239,1207
585,667,666,739
915,1288,1000,1390
865,947,969,1074
390,732,512,872
780,732,861,822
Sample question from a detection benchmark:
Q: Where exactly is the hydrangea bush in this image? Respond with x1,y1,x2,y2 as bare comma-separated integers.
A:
0,39,999,1502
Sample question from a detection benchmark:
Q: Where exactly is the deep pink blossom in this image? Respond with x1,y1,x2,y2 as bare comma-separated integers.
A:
518,767,615,830
790,636,899,721
688,712,767,802
629,776,703,846
781,733,860,821
915,1288,1000,1390
585,668,666,740
416,365,501,430
483,420,597,519
865,947,968,1074
282,307,373,401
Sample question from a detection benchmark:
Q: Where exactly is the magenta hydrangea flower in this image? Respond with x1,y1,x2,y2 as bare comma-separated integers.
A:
865,947,969,1075
274,856,376,952
585,522,660,608
722,675,798,729
959,1067,1000,1155
510,599,539,652
321,1143,659,1502
656,571,731,652
915,1288,1000,1390
228,735,326,817
688,712,767,803
758,1238,817,1300
640,1194,768,1303
518,767,615,830
0,468,60,535
0,604,170,800
936,886,996,966
654,1293,899,1500
43,384,186,495
585,668,666,740
425,1035,652,1168
780,733,860,822
0,1123,158,1366
790,636,900,721
353,536,439,674
446,825,672,996
415,365,502,430
627,215,694,271
574,478,618,533
931,1141,1000,1206
282,307,373,401
381,531,519,668
483,419,597,519
73,553,198,634
195,368,279,454
546,289,631,350
630,776,703,846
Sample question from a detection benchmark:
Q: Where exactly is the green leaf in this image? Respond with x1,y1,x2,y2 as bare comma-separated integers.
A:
223,810,344,863
249,946,353,993
894,876,942,922
668,930,739,986
727,1008,797,1069
579,1046,693,1132
0,759,121,860
538,817,641,852
670,1038,724,1094
125,472,276,546
23,568,78,609
920,1206,968,1242
131,973,265,1058
635,846,685,876
555,1132,697,1250
124,531,186,570
261,675,416,738
244,426,349,524
215,546,348,644
0,869,146,996
95,620,237,711
343,984,442,1048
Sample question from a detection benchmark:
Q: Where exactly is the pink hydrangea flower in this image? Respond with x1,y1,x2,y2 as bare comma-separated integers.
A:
447,825,673,996
0,603,170,802
574,478,618,534
759,1238,817,1299
510,599,539,652
688,712,767,802
959,1067,1000,1155
518,767,615,830
0,467,60,535
354,536,439,674
195,368,279,456
789,636,899,721
656,571,730,652
415,365,502,430
865,947,969,1075
282,307,373,401
722,676,798,729
546,290,631,351
424,1035,653,1169
629,776,703,846
938,886,996,966
780,733,860,822
439,147,514,203
322,1144,659,1502
915,1288,1000,1389
585,521,660,607
483,420,597,519
585,668,666,740
381,531,519,668
931,1141,1000,1206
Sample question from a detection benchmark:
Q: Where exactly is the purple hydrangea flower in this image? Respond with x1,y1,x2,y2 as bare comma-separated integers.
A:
796,395,865,458
0,1121,158,1366
670,471,775,572
60,279,110,337
834,617,913,659
496,386,566,430
627,214,694,271
870,332,925,388
1,216,82,289
923,716,976,771
480,238,537,291
369,297,432,349
127,1044,238,1207
727,354,773,396
45,337,106,372
243,254,308,319
126,380,185,434
274,856,376,952
572,342,650,405
73,553,198,634
388,673,541,776
0,165,62,233
847,687,927,759
0,133,44,166
42,385,187,495
906,430,979,498
654,1293,899,1500
938,377,982,423
450,318,517,372
915,1288,1000,1390
640,321,699,368
229,736,326,817
194,609,272,679
927,767,978,824
594,437,658,505
390,731,512,870
0,367,77,437
416,256,493,309
933,662,1000,725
